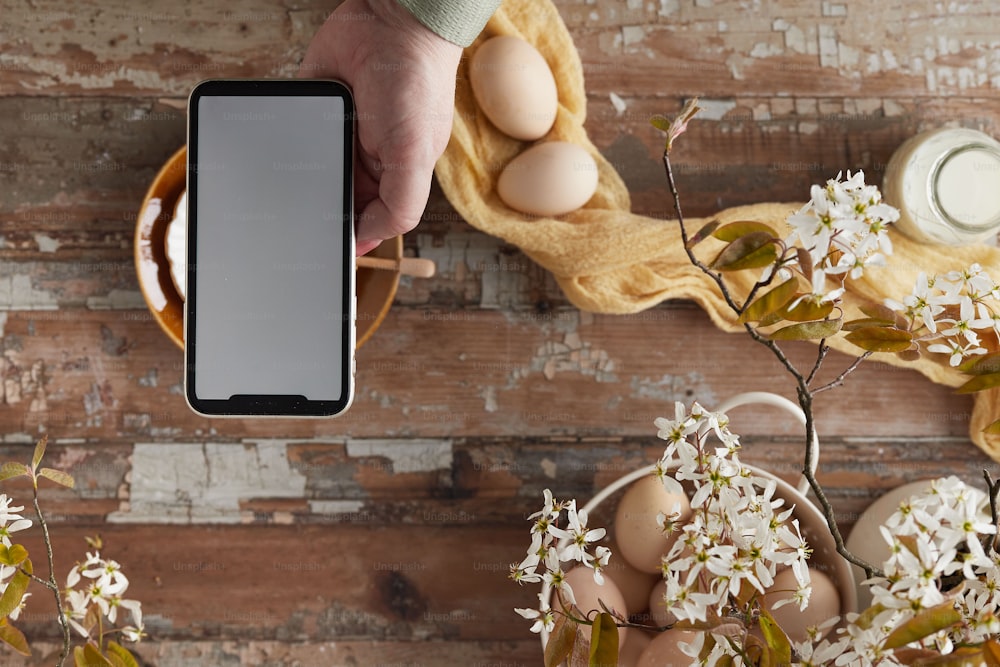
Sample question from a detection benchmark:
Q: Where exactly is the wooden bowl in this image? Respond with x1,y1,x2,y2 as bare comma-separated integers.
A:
134,146,401,349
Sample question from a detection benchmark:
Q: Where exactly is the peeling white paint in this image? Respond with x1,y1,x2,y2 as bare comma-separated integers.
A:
657,0,678,17
540,458,557,479
345,438,452,474
108,441,309,524
0,274,59,310
481,385,499,413
86,290,146,310
694,98,737,121
309,499,366,516
33,233,60,253
0,312,6,337
609,92,627,115
621,26,645,47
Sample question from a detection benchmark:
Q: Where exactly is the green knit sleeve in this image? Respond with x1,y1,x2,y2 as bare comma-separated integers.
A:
395,0,502,47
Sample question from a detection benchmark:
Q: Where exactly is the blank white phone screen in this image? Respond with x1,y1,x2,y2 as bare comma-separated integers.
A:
194,95,346,401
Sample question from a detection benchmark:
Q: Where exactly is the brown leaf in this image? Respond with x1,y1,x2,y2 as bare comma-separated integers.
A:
769,319,843,341
781,298,835,323
544,613,577,667
0,619,29,656
844,326,914,353
712,220,778,242
711,232,778,271
686,219,721,249
881,602,962,650
740,278,799,324
588,613,619,667
957,372,1000,395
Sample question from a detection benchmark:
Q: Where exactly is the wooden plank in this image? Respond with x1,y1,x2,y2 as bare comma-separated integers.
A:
10,640,540,667
0,307,973,441
1,433,989,530
4,1,998,100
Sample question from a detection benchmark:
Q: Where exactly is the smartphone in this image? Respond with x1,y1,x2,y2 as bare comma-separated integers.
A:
185,79,355,417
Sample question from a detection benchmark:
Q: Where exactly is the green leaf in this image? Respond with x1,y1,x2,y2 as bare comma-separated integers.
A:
686,219,721,249
844,326,914,353
984,419,1000,435
650,115,672,133
711,220,777,242
79,643,114,667
960,352,1000,375
913,647,989,666
21,558,32,577
588,613,619,667
769,319,842,341
844,317,901,332
739,278,798,324
882,603,962,650
859,303,901,323
0,463,29,483
0,619,29,656
0,545,28,567
983,640,1000,667
31,435,47,472
957,372,1000,394
544,613,577,667
0,569,29,619
758,607,792,666
106,642,140,667
711,232,778,271
781,298,835,323
38,468,75,488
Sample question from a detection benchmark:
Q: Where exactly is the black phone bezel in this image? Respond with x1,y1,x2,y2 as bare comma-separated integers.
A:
185,79,355,418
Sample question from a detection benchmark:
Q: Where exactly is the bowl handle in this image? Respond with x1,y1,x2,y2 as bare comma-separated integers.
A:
715,391,816,496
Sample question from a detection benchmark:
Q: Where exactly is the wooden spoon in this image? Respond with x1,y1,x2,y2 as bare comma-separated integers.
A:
357,256,436,278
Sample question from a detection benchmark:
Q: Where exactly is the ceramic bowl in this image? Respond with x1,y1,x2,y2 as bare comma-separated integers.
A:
134,145,401,349
540,392,858,655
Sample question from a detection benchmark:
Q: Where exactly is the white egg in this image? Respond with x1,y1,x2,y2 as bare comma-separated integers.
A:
497,141,599,217
469,35,558,141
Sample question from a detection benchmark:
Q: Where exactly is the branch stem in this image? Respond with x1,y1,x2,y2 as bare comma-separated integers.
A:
662,147,883,582
32,486,70,667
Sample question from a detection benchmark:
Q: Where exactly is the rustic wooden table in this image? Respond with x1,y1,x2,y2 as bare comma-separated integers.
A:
2,1,999,665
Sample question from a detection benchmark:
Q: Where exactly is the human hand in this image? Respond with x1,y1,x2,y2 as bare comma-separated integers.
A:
300,0,463,255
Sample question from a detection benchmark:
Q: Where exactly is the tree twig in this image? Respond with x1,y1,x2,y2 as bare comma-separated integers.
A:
32,489,70,667
662,145,884,582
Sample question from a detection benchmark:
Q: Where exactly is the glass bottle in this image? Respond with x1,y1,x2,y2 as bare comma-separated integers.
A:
882,127,1000,245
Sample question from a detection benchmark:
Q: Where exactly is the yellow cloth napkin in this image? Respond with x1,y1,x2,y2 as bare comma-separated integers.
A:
435,0,1000,459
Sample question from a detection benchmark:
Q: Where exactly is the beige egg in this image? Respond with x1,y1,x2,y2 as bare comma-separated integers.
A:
637,629,701,667
497,141,599,217
469,35,558,140
646,579,677,629
613,475,692,574
764,567,840,644
602,547,660,617
563,565,629,651
619,629,653,667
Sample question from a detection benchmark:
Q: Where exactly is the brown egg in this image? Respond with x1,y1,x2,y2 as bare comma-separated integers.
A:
619,629,653,667
637,629,702,667
469,35,558,140
602,548,661,617
646,579,678,629
613,475,692,574
763,567,840,644
563,565,629,651
496,141,599,217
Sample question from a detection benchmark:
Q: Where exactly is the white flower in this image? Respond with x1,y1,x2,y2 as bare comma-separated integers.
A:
515,600,555,634
549,501,607,565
